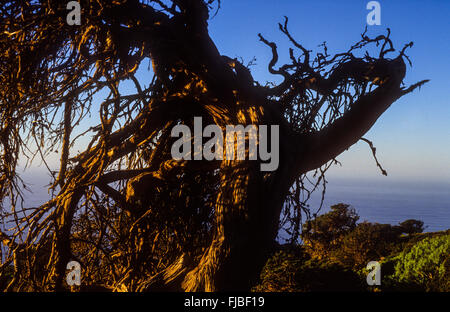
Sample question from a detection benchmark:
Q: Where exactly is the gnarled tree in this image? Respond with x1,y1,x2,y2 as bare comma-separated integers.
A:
0,0,427,291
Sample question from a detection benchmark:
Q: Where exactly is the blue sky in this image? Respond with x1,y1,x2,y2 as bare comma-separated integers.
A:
207,0,450,184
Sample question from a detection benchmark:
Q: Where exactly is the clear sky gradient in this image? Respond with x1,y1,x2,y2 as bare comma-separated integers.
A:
206,0,450,184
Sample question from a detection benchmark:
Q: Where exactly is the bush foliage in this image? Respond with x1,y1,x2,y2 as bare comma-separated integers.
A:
254,204,448,292
382,234,450,291
253,246,364,292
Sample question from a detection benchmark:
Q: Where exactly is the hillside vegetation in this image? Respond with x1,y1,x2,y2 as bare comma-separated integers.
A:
253,204,450,292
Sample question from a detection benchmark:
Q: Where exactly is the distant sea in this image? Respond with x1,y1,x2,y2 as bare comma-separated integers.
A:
305,178,450,233
4,173,450,233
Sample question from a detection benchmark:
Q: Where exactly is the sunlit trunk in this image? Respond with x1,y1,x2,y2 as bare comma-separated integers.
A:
143,129,295,291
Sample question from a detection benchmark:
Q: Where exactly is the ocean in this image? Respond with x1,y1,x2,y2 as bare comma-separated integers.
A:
4,174,450,233
305,178,450,233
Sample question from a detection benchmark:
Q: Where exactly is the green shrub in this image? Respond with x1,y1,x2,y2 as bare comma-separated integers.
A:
382,234,450,291
258,203,447,292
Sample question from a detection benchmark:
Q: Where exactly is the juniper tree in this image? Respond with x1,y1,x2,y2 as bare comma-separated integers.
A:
0,0,427,291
